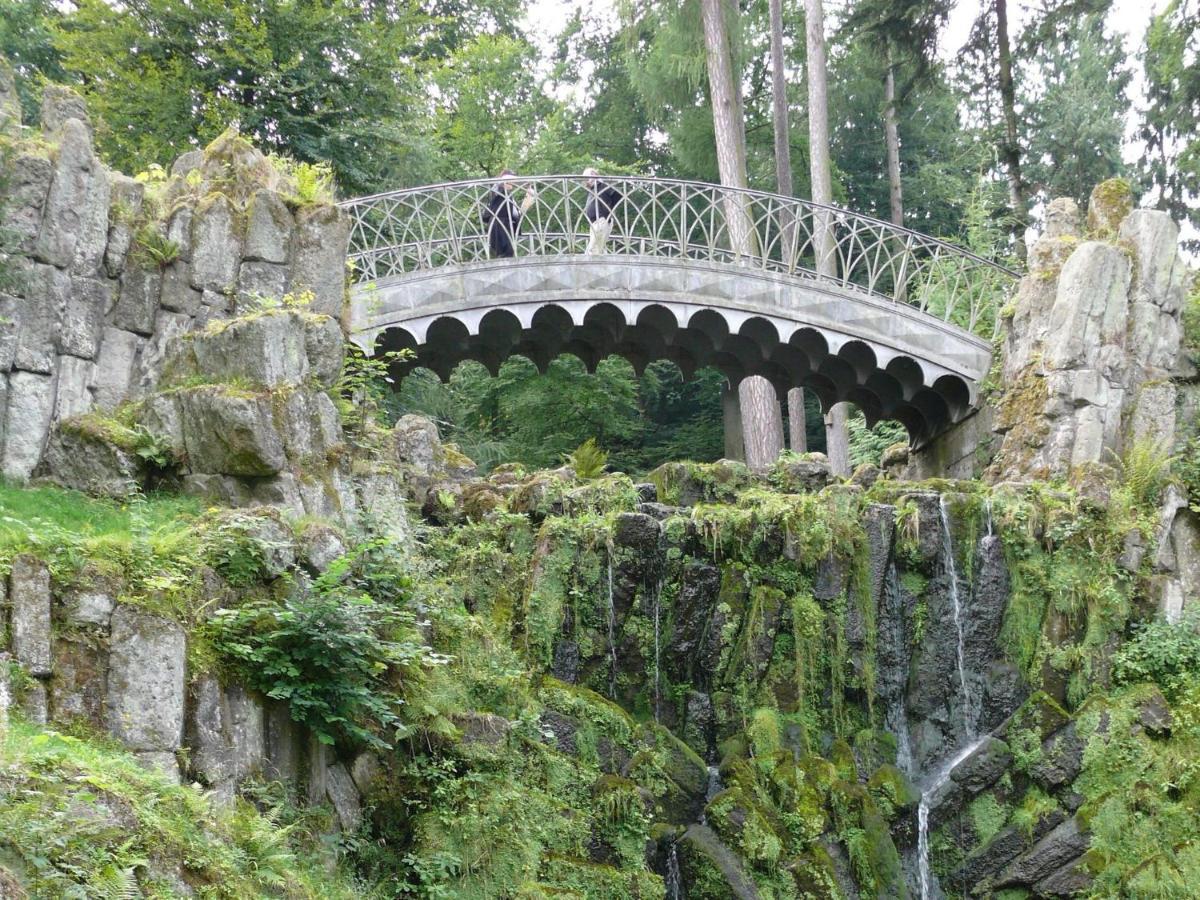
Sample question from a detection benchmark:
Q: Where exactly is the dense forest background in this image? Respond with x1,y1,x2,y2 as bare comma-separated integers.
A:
3,0,1195,473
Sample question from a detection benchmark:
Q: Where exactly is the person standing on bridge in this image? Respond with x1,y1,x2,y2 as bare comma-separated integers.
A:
483,170,535,258
583,168,622,254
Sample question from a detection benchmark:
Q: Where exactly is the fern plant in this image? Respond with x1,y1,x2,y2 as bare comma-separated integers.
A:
133,224,181,267
566,438,608,479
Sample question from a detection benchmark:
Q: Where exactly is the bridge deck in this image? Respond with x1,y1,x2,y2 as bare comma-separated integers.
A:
341,176,1015,444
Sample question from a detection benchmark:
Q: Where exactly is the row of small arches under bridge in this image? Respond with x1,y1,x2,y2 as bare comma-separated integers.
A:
368,302,975,448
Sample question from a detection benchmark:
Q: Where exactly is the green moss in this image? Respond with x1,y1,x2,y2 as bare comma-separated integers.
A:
0,721,358,897
969,792,1009,845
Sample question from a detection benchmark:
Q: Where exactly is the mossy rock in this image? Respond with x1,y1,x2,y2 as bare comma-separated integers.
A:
648,459,752,507
1086,178,1134,238
867,764,920,821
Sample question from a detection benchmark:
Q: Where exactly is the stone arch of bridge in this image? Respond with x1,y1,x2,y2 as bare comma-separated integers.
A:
367,297,975,447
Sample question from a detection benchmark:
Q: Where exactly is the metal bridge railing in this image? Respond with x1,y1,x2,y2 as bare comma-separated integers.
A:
340,175,1018,340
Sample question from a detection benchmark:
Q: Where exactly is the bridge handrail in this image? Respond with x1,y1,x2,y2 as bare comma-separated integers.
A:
340,175,1019,339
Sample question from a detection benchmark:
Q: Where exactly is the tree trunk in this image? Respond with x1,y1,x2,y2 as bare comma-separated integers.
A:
739,378,785,472
996,0,1026,261
771,0,806,448
804,0,849,474
787,388,807,452
769,0,793,198
883,53,903,227
722,381,745,461
701,0,755,257
703,0,782,468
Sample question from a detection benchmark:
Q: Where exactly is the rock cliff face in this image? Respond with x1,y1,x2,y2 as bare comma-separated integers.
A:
0,83,350,484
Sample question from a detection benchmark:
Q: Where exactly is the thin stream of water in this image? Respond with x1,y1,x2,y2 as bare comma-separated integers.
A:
917,736,988,900
665,842,683,900
938,496,974,739
653,577,663,722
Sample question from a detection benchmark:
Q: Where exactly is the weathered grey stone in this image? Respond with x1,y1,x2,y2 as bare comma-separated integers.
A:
304,315,344,388
182,472,306,519
178,387,287,476
1120,209,1185,312
189,677,265,792
237,260,289,304
112,265,162,335
135,751,182,784
998,816,1089,887
190,194,242,292
61,276,110,359
289,204,350,317
134,310,192,396
73,162,111,277
7,153,54,254
22,680,49,725
0,294,16,371
91,327,142,410
1031,722,1085,790
299,523,347,572
9,556,52,677
1,371,55,481
170,149,203,179
1128,381,1176,449
950,736,1013,797
65,588,116,627
1033,860,1092,897
14,262,69,373
353,471,411,541
1044,198,1081,239
106,605,186,751
244,190,294,263
349,753,381,795
264,700,300,782
159,261,202,315
299,466,357,520
37,421,142,498
166,205,194,261
54,354,95,420
281,390,344,462
1135,687,1173,736
393,414,441,473
39,85,91,137
325,762,363,831
190,310,310,387
140,393,186,460
35,119,104,270
104,174,145,277
1044,243,1131,371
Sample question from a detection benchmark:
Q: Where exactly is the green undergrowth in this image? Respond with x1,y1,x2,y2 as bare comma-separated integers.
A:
0,721,364,899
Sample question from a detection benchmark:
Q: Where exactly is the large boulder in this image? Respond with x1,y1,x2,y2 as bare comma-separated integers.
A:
35,418,144,498
106,606,187,753
177,386,287,476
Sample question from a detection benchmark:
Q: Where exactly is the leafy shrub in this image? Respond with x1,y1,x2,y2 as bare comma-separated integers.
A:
272,156,336,206
565,437,607,479
210,542,433,748
1113,606,1200,699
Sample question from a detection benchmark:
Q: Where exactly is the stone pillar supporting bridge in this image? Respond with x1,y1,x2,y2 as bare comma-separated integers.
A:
342,176,1016,446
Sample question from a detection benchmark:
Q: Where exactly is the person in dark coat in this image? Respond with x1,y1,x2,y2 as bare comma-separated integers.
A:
482,170,533,259
583,167,622,253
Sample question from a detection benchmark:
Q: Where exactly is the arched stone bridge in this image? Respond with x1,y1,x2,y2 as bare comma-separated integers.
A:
342,176,1016,445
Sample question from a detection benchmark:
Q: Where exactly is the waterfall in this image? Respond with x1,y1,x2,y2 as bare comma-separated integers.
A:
606,539,618,700
698,766,723,825
917,736,988,900
915,497,988,899
665,842,683,900
984,497,994,537
938,496,974,739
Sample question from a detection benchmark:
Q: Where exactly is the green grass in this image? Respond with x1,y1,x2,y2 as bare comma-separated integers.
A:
0,719,368,898
0,481,200,550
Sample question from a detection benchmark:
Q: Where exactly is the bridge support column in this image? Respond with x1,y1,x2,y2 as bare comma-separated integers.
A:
787,388,807,453
825,402,850,476
721,382,745,462
739,376,784,473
